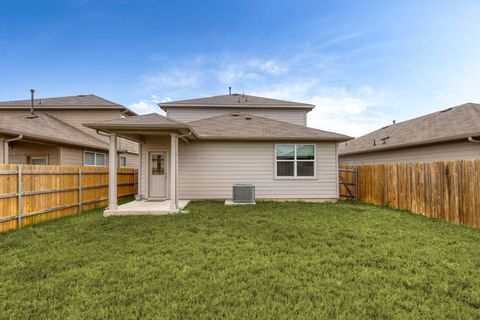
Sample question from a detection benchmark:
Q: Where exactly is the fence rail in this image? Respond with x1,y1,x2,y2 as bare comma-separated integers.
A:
340,160,480,228
0,164,137,232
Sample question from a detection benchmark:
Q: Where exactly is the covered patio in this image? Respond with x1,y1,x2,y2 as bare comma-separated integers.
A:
85,114,197,215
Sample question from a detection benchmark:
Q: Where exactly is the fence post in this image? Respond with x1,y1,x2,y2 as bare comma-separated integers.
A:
17,164,22,229
78,169,82,214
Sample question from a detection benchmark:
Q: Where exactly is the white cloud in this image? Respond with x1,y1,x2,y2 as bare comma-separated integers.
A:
129,94,171,115
251,81,389,137
136,49,392,136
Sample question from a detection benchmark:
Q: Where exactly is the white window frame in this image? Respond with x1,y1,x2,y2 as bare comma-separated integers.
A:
274,144,316,179
84,151,107,167
119,155,127,168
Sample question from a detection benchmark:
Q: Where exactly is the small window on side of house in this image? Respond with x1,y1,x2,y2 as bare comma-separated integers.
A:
84,151,106,167
119,156,127,168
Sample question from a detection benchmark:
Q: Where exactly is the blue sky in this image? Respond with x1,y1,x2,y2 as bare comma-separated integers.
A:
1,0,479,137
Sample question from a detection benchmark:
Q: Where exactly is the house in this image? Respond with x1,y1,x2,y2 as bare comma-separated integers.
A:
338,103,480,165
0,94,139,167
84,93,351,214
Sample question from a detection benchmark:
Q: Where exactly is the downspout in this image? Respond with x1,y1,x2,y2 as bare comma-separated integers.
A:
468,136,480,143
4,135,23,164
177,130,193,143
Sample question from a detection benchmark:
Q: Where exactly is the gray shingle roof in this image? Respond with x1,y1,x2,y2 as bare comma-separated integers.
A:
338,103,480,155
159,93,314,110
0,94,136,115
187,113,351,141
85,112,351,142
84,113,189,128
0,113,108,150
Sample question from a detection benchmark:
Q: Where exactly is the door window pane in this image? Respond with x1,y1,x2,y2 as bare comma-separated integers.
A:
296,145,315,160
277,161,294,176
276,144,295,160
297,161,314,176
152,154,165,175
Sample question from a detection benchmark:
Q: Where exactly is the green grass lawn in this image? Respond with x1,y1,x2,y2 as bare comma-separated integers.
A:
1,201,480,319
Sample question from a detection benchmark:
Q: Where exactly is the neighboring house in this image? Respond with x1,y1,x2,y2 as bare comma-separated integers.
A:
85,93,351,212
339,103,480,165
0,94,139,167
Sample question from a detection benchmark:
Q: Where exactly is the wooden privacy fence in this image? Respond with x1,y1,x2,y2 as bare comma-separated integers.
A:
0,164,137,232
340,160,480,228
339,167,358,199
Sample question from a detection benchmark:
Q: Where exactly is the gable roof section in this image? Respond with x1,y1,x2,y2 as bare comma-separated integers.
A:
0,94,137,115
338,103,480,156
0,113,108,150
84,113,189,129
85,112,351,142
188,113,351,141
159,93,314,111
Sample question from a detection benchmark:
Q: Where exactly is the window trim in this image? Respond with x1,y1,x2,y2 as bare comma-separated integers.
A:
84,150,107,167
27,155,49,165
274,143,317,179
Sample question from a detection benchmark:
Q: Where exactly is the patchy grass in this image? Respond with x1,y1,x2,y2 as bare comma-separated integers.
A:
1,201,480,319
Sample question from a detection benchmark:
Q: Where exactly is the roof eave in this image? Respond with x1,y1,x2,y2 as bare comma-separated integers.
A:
339,133,480,156
195,136,350,142
0,129,107,151
158,103,314,111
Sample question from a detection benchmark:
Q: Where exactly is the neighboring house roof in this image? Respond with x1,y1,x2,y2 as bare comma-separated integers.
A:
187,113,351,141
85,112,351,142
159,93,315,111
0,113,108,150
0,94,137,115
339,103,480,156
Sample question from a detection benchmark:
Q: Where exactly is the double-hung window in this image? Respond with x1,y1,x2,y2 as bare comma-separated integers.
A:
84,151,106,167
276,144,315,178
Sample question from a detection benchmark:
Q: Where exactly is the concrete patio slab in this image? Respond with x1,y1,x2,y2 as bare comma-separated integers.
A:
104,199,190,216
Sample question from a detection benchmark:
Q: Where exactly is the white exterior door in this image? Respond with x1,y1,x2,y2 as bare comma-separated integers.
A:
148,152,167,199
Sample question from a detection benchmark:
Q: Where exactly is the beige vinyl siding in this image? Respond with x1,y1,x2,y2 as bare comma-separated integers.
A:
165,107,307,126
8,142,59,164
339,140,480,165
59,146,84,166
178,141,338,200
122,153,139,168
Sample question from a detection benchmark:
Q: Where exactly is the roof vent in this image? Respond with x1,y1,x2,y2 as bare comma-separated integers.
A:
440,107,452,113
231,113,240,117
373,139,377,146
228,86,232,95
245,117,252,120
392,120,396,124
381,136,390,144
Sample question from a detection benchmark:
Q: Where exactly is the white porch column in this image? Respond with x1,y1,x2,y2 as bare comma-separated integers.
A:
170,133,178,210
138,142,142,198
0,139,5,164
108,133,118,210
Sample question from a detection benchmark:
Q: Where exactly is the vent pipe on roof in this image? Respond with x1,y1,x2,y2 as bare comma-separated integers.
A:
392,120,396,124
229,86,232,95
373,139,376,146
27,89,38,119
